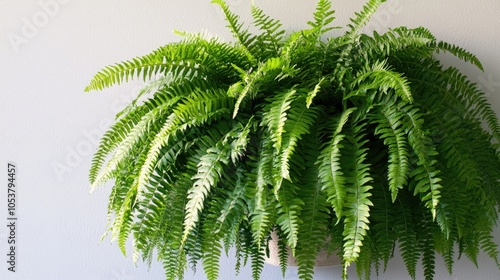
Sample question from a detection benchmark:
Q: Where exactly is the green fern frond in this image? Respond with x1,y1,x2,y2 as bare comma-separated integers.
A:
360,27,434,58
341,120,374,264
251,3,285,56
215,168,247,235
162,244,186,280
85,46,167,91
115,74,179,120
369,177,397,273
261,88,298,151
249,206,272,248
85,43,209,92
399,104,442,217
255,137,273,211
356,240,373,280
158,174,191,279
296,130,330,280
275,97,319,183
173,31,253,80
232,57,289,118
270,227,289,277
434,232,455,275
111,179,138,256
201,232,223,280
91,97,180,190
89,106,144,184
395,193,419,279
306,77,326,108
418,217,437,280
318,108,356,221
135,90,233,205
211,0,257,63
100,158,139,244
435,41,484,70
182,136,232,243
131,134,195,263
478,228,500,268
371,100,411,201
91,90,186,186
349,60,413,103
345,0,386,45
91,79,212,188
276,180,304,251
306,0,337,39
250,241,265,280
247,141,275,246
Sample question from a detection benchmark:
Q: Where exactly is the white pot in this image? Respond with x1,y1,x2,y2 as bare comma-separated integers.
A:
263,231,342,267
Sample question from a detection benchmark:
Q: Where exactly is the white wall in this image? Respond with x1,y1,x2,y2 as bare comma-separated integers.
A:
1,0,499,279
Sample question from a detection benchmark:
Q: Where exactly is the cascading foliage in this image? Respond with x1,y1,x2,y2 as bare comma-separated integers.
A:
86,0,500,279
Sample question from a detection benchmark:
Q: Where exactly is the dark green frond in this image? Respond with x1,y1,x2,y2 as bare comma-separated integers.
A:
360,27,434,59
435,41,483,70
371,100,411,201
395,193,419,280
399,104,442,217
296,130,330,280
276,179,304,251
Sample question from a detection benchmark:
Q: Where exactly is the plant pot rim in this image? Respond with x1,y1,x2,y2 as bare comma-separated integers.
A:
264,231,342,267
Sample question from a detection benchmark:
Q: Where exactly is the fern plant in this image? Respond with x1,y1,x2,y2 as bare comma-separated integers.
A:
86,0,500,279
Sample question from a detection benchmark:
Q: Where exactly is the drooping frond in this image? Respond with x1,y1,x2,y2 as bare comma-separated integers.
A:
341,120,374,265
296,130,330,280
399,104,442,217
435,41,483,70
274,96,320,184
89,105,144,184
90,97,180,190
135,89,234,204
371,98,411,201
247,139,275,246
360,27,434,59
261,88,298,150
276,180,303,252
349,60,413,103
318,108,356,221
182,128,237,242
201,227,223,280
418,217,437,280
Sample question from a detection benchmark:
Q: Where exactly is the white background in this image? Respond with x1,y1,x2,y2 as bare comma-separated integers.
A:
1,0,500,279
